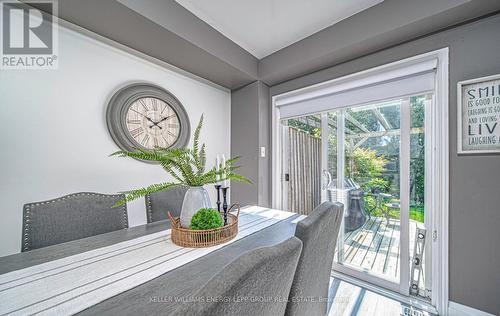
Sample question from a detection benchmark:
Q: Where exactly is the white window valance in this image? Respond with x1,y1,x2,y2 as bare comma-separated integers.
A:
275,58,437,119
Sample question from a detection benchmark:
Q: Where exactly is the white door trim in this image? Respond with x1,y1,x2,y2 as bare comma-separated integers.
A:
320,113,329,203
271,95,283,210
399,97,411,296
271,48,449,315
432,47,449,316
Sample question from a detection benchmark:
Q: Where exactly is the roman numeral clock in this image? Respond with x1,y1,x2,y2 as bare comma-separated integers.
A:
106,83,190,161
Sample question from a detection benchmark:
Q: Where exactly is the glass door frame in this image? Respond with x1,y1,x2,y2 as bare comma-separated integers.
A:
276,96,417,294
326,99,412,295
271,49,449,314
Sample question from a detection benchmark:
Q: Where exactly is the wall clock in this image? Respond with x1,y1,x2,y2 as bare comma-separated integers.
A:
106,83,190,157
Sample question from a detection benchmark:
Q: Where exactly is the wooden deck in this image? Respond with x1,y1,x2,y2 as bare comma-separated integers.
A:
337,216,426,288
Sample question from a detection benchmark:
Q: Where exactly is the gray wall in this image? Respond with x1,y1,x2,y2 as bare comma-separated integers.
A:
269,14,500,314
231,81,270,207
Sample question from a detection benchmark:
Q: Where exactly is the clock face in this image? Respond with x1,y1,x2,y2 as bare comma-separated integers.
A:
125,97,181,149
106,83,190,162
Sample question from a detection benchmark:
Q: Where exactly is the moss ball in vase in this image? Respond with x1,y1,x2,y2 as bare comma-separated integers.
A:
190,208,223,230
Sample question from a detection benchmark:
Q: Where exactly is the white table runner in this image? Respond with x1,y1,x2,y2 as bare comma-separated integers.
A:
0,207,294,316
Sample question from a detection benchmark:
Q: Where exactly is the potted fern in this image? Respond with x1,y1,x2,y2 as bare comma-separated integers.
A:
112,114,251,227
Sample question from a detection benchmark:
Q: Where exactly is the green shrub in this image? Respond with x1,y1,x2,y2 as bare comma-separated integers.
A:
190,208,223,230
362,178,390,192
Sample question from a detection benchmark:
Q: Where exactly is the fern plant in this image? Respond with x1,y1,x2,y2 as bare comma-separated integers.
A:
111,114,251,206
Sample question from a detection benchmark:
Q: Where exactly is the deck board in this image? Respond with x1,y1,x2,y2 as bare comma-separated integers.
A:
340,217,424,283
360,217,389,271
384,219,400,278
344,219,378,262
350,218,382,267
370,218,394,276
331,216,429,301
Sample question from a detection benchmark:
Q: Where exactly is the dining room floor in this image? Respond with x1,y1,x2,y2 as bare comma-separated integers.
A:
327,277,436,316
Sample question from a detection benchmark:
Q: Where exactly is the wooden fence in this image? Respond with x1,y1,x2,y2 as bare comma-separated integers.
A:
287,127,321,215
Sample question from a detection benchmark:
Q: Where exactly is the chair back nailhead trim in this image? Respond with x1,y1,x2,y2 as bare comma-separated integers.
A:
22,192,128,251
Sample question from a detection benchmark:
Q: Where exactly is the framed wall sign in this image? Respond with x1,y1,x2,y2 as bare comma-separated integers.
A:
457,74,500,154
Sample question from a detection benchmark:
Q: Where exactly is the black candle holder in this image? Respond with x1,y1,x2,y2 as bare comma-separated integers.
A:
214,184,222,213
221,187,229,225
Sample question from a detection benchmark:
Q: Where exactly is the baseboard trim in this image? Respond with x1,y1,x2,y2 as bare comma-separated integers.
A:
448,301,495,316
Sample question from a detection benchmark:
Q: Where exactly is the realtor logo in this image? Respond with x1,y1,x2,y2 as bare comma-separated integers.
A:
1,0,58,69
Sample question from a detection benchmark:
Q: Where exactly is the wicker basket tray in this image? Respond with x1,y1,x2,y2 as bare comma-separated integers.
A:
167,204,240,248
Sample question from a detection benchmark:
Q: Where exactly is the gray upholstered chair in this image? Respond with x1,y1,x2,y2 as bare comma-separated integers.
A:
285,201,344,316
171,237,303,316
22,192,128,252
145,186,188,223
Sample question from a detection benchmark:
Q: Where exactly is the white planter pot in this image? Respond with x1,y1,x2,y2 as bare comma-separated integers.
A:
180,186,212,228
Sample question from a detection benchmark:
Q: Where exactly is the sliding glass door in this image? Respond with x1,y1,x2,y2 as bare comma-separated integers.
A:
329,98,406,292
279,95,432,298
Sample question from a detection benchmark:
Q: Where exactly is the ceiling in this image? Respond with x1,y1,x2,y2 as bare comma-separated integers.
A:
175,0,384,59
